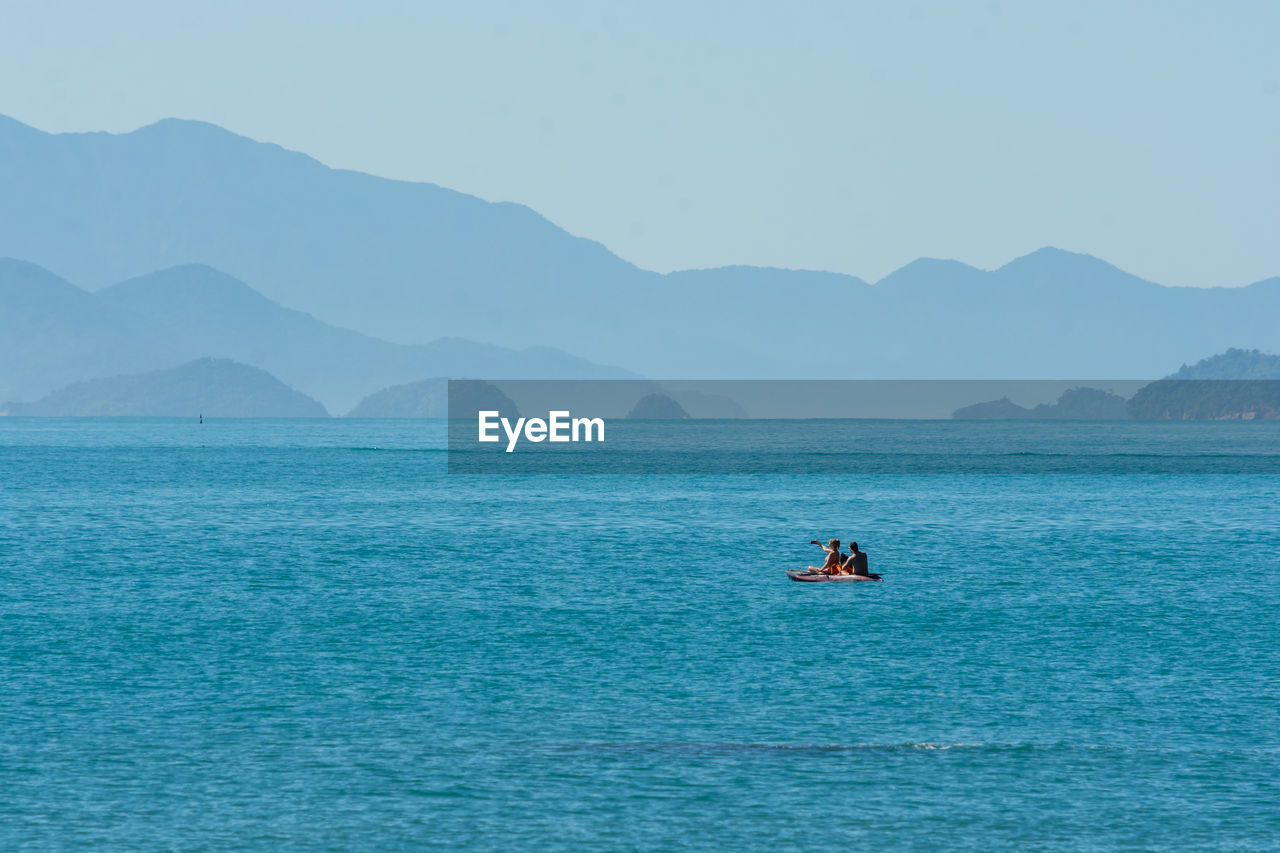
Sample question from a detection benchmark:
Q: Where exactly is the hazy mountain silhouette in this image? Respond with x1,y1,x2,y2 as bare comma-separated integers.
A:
858,250,1280,379
5,358,328,417
0,259,635,412
1167,348,1280,380
626,393,690,419
0,114,644,349
1128,380,1280,420
1122,348,1280,420
952,350,1280,420
347,381,449,418
347,379,520,419
3,115,1280,378
953,386,1129,420
951,397,1035,420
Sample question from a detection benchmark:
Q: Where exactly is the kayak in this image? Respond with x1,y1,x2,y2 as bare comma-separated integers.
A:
783,568,885,581
789,569,882,582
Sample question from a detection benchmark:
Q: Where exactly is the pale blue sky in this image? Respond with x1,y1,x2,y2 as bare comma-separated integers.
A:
2,0,1276,286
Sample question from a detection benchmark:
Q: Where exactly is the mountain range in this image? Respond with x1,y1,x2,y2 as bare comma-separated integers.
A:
0,259,631,413
2,114,1279,382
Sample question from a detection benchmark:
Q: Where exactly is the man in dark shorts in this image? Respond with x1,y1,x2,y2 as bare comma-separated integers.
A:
841,541,880,579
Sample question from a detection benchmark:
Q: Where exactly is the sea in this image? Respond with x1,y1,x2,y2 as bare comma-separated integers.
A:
2,418,1278,850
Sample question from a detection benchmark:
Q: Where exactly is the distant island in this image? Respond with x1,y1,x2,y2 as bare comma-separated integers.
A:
953,350,1280,420
2,358,328,417
347,379,448,418
1166,348,1280,380
953,387,1129,420
626,393,690,419
347,379,518,419
1127,380,1280,420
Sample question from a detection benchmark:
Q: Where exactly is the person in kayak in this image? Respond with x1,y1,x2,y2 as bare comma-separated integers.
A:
811,539,844,574
841,541,881,579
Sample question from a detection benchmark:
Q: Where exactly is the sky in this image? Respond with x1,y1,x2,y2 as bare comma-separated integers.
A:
1,0,1277,287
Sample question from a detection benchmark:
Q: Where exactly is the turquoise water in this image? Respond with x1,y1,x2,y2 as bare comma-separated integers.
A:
3,419,1279,850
